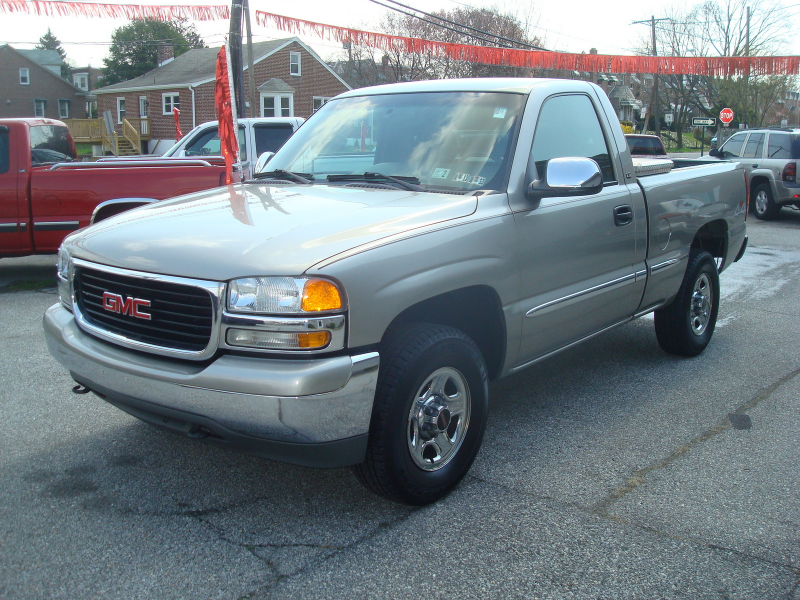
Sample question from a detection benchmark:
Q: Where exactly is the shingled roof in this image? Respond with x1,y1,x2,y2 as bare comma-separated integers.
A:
95,38,296,92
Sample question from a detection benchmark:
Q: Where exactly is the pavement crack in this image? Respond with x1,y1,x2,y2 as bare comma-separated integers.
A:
590,363,800,517
235,506,422,599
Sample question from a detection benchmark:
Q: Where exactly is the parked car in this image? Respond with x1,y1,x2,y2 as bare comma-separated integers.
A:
625,133,668,157
161,117,304,178
0,118,239,258
45,79,748,505
710,127,800,219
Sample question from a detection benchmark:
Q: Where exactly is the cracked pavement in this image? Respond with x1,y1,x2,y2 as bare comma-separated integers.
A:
1,213,799,599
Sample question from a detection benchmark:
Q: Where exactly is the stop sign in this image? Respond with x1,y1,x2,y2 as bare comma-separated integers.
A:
720,107,734,124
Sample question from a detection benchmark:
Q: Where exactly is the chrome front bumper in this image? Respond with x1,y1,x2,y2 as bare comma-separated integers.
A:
44,304,379,467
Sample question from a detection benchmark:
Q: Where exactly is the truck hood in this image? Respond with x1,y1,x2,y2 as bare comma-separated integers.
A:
66,183,478,280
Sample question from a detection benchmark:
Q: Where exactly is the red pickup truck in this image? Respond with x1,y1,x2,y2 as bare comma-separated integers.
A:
1,118,234,258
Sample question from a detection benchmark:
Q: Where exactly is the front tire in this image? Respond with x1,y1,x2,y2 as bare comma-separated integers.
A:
752,183,780,220
654,250,720,357
354,324,488,505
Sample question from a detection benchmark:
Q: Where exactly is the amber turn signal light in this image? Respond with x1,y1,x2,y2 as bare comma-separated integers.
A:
302,279,342,312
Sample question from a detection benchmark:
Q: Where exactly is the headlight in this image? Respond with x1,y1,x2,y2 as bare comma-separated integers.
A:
56,245,73,311
228,277,343,314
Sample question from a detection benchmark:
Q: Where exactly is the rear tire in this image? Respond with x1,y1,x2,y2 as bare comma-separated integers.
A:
354,323,488,505
654,250,719,357
752,183,780,220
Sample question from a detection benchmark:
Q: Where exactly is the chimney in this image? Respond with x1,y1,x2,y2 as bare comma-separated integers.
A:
157,43,174,67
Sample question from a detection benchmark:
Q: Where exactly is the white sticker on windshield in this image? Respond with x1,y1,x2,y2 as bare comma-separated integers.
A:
432,168,451,179
493,107,507,119
453,172,487,186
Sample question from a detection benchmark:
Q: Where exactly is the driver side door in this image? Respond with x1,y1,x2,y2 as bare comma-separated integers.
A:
512,93,644,366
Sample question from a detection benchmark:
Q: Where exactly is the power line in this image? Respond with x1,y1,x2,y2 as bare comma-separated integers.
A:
379,0,547,50
367,0,515,48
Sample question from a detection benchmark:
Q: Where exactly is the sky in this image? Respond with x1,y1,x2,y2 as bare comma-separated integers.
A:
1,0,800,69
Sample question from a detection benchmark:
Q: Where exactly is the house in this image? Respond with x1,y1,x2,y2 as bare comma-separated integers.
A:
71,66,104,117
0,44,87,120
94,37,351,154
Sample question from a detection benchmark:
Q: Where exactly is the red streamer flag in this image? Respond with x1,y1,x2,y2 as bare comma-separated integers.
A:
172,107,182,140
0,0,229,20
215,44,238,186
256,10,800,77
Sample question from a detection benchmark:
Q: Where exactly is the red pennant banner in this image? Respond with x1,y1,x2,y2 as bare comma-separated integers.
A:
172,106,182,140
215,44,238,185
0,0,229,20
256,10,800,77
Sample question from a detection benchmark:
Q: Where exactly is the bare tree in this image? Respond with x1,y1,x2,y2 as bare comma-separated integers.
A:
340,6,542,86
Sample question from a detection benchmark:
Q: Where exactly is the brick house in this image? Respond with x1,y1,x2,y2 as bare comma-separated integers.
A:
0,44,87,120
94,37,350,153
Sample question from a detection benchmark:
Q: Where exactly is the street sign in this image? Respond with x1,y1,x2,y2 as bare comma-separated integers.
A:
664,113,674,124
720,108,735,124
692,117,716,127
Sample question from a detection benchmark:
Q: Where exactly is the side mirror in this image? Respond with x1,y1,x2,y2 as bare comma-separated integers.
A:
708,148,720,158
254,152,275,176
176,149,187,158
526,157,604,201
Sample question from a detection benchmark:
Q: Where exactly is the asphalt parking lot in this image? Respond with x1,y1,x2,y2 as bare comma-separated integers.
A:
1,211,799,600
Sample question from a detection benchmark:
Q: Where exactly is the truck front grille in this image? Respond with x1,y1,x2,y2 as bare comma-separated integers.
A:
74,266,214,352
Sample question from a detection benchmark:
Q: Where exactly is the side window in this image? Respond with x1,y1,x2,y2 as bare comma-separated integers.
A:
531,94,615,183
254,124,294,155
183,128,220,156
289,52,301,76
719,133,746,158
767,133,792,159
742,133,764,158
0,130,9,174
29,125,76,164
182,125,247,161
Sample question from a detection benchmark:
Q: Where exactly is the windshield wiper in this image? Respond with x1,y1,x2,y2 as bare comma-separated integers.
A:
253,169,314,184
327,172,425,191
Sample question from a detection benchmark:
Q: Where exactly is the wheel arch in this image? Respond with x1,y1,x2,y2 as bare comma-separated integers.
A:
749,174,772,199
91,198,158,224
380,285,506,381
691,219,728,267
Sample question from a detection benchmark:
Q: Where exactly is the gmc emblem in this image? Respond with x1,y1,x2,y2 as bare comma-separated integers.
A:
102,292,152,320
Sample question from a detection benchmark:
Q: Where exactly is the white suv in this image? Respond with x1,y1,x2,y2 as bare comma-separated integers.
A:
711,128,800,220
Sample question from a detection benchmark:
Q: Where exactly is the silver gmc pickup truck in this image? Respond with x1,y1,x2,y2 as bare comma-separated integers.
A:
45,79,748,505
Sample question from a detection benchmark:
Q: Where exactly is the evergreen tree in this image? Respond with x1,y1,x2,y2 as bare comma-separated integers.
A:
102,19,205,86
36,28,67,61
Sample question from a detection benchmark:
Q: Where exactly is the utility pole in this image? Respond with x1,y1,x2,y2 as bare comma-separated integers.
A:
243,0,256,118
632,17,671,137
744,5,750,129
228,0,245,118
651,15,660,137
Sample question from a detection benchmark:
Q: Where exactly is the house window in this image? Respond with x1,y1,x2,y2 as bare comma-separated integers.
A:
261,94,293,118
117,97,126,123
58,99,70,119
163,92,180,115
20,68,30,85
73,74,88,91
33,99,46,117
289,52,301,76
312,97,332,112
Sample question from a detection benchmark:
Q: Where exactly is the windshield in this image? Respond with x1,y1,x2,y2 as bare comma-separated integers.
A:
267,92,525,192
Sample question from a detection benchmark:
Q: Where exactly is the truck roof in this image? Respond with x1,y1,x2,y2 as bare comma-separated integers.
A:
337,77,595,98
0,118,67,127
